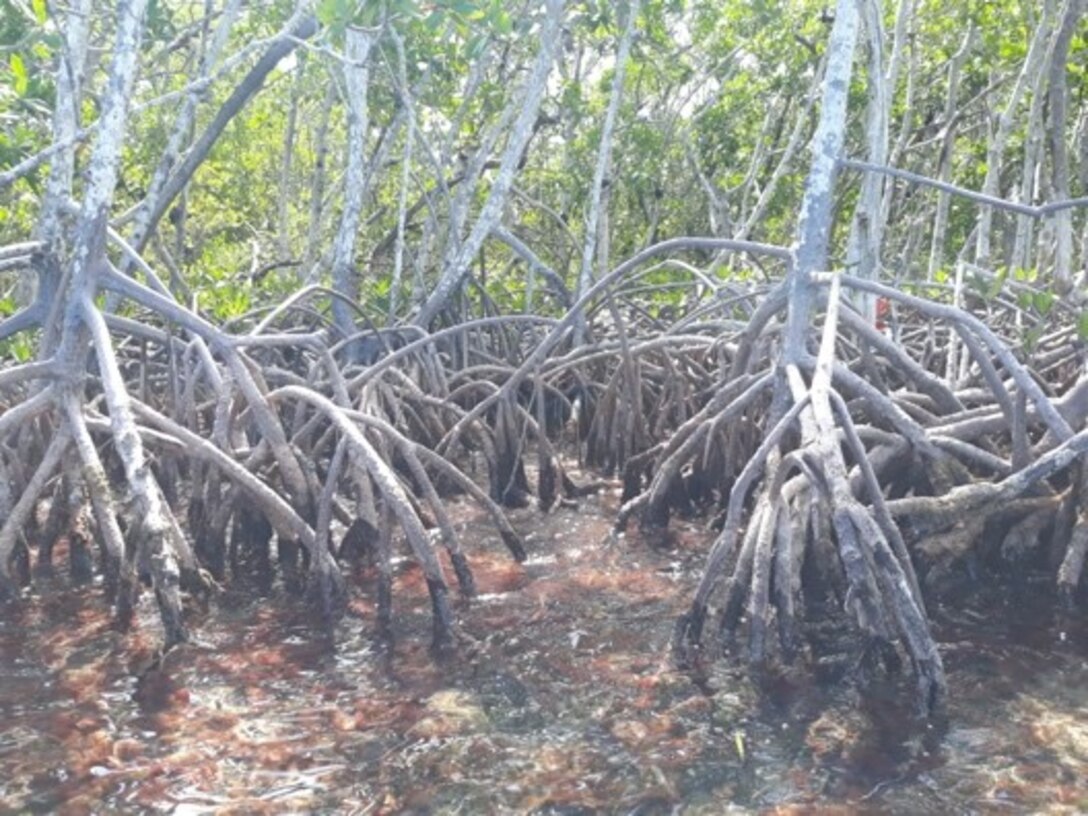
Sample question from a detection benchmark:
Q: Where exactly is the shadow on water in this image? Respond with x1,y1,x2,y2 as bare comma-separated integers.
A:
1,487,1087,813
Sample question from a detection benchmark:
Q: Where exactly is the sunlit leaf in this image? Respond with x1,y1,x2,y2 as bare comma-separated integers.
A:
10,53,28,96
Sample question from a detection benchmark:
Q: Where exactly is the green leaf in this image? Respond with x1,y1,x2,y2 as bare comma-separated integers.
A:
317,0,351,30
986,267,1007,300
1078,311,1088,341
466,34,487,58
966,272,989,296
31,0,46,24
1032,290,1054,316
1,333,33,363
1022,323,1044,353
10,54,28,96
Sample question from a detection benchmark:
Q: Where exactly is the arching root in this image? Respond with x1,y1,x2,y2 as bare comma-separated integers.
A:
667,275,950,710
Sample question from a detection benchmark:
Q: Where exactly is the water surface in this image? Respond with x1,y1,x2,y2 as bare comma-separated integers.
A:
1,488,1086,814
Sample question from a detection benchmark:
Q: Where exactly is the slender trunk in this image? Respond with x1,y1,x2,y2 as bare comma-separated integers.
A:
330,26,377,341
414,0,564,328
37,0,93,248
122,0,242,263
303,84,336,281
441,70,510,268
783,0,859,362
389,32,414,319
975,0,1056,266
881,0,918,220
883,0,914,106
62,0,148,297
573,0,640,341
926,26,973,282
139,12,318,255
1010,4,1060,275
1046,0,1082,292
886,90,917,213
34,0,92,346
736,103,779,231
844,0,890,320
685,132,730,237
736,57,825,242
278,53,305,261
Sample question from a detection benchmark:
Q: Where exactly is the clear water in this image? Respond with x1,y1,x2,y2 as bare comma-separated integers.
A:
2,489,1086,814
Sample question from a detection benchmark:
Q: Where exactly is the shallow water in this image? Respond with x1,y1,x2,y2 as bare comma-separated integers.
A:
1,487,1086,814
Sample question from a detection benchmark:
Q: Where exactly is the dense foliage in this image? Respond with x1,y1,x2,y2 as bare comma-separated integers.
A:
3,0,1083,319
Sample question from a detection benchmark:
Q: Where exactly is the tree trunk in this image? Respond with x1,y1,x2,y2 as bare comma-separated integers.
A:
975,0,1056,266
414,0,564,328
925,26,973,282
330,25,377,342
303,84,336,281
783,0,859,360
138,12,318,255
573,0,640,342
1046,0,1083,292
844,0,890,320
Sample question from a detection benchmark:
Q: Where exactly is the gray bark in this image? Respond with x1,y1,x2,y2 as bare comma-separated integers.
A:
1010,2,1060,275
1046,0,1083,292
303,84,336,280
389,31,414,319
123,0,242,264
138,13,318,255
975,0,1056,266
844,0,889,319
414,0,564,328
783,0,859,361
573,0,640,340
330,25,377,340
37,0,93,249
926,27,973,282
736,58,825,242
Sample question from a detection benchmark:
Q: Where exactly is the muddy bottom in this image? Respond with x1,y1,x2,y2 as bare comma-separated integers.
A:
1,485,1087,814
